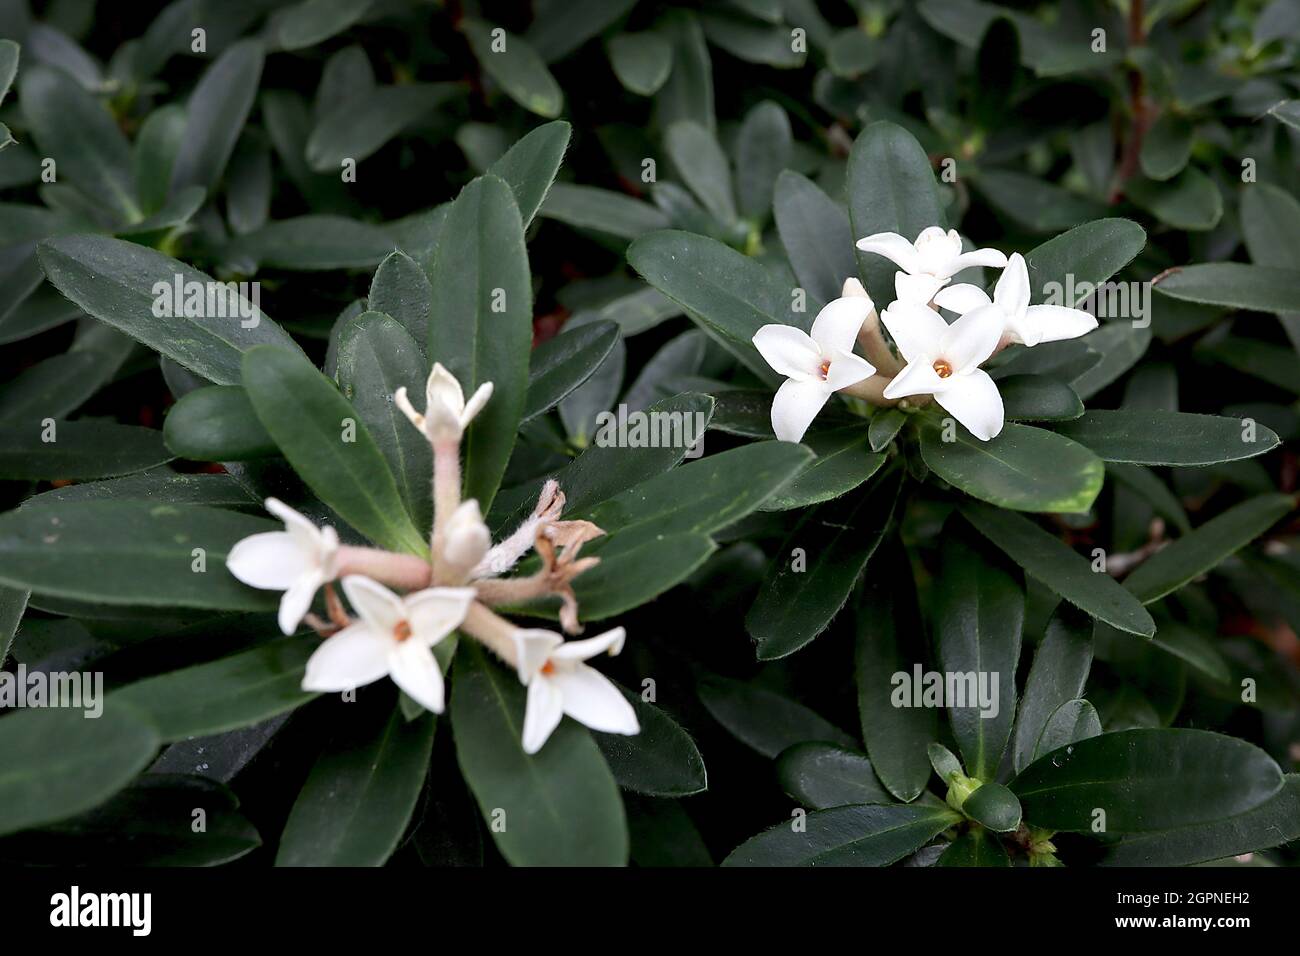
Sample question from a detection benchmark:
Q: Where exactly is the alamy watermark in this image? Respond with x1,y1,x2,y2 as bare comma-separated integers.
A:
1042,275,1151,328
891,664,1000,719
592,404,707,458
0,665,103,718
152,273,261,329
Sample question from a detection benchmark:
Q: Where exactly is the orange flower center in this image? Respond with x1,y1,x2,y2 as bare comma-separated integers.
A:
932,359,953,379
819,359,831,379
393,620,412,642
541,661,556,675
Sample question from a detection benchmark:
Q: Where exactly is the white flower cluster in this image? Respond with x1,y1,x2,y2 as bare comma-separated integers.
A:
227,363,639,755
753,226,1099,443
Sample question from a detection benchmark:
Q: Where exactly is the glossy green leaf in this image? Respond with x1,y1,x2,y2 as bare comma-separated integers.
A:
1107,463,1190,533
776,743,892,809
919,420,1104,514
595,685,707,797
1011,605,1094,772
561,532,714,621
113,636,318,740
934,521,1023,780
38,234,304,385
1022,219,1146,305
665,120,735,224
1011,728,1283,832
848,121,944,305
962,502,1155,637
1154,262,1300,313
485,120,571,226
868,409,907,451
539,183,670,241
999,374,1084,421
760,429,885,511
367,250,431,347
735,101,790,223
698,674,855,758
164,385,276,461
428,175,531,510
451,641,627,866
170,39,264,194
226,215,395,271
1123,494,1294,604
307,83,462,171
1139,114,1192,181
242,345,427,555
1126,169,1222,231
855,537,936,802
0,702,161,838
773,170,857,308
335,312,432,531
522,320,620,423
747,470,902,660
1055,410,1279,466
463,20,563,119
962,782,1021,832
936,827,1011,866
278,0,374,50
1032,698,1101,760
723,804,959,866
277,702,435,866
0,350,108,425
1070,323,1150,400
0,421,172,479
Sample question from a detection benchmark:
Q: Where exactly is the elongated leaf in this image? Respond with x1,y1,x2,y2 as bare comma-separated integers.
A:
279,0,374,50
0,421,172,479
665,120,735,224
761,429,885,511
653,10,714,132
1139,114,1192,181
935,521,1023,780
723,804,960,866
1032,698,1101,759
1057,410,1279,466
38,234,303,385
540,183,670,240
1126,168,1222,231
962,502,1155,637
554,532,713,621
855,537,936,801
164,385,276,461
527,0,638,62
999,374,1083,421
1011,729,1283,832
335,312,432,531
595,686,706,797
0,702,161,838
428,175,531,510
585,441,811,547
0,351,108,425
1154,262,1300,313
451,641,627,866
242,345,427,554
698,674,855,758
1070,322,1150,400
607,32,673,96
629,230,806,383
367,250,431,347
307,82,462,171
920,419,1104,514
776,743,892,809
227,215,395,271
735,101,791,224
1023,219,1146,305
1012,606,1093,772
170,39,264,193
747,470,902,660
848,121,943,305
774,170,856,308
522,320,619,423
485,120,571,227
1123,494,1294,604
962,782,1021,832
463,20,562,118
114,636,318,740
277,702,435,866
937,827,1011,866
1099,775,1300,866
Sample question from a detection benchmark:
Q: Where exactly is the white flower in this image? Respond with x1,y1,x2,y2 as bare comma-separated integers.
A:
932,252,1098,347
302,576,475,713
227,498,339,635
395,362,493,444
881,301,1006,441
512,627,640,755
857,227,1007,301
443,499,491,575
751,280,877,443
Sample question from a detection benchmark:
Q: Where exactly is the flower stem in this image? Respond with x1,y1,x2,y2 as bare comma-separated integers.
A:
460,601,520,668
430,439,462,582
335,546,432,590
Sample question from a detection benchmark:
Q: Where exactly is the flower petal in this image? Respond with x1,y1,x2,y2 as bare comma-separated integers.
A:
278,573,322,635
894,271,946,305
939,303,1003,371
461,381,494,428
340,575,407,634
934,368,1005,441
444,500,492,570
855,231,922,274
882,358,946,399
393,386,424,430
993,252,1030,319
824,348,875,391
810,294,873,355
388,640,446,713
770,378,831,443
405,587,476,645
513,628,565,684
227,531,312,590
880,301,949,364
425,362,466,414
914,227,965,275
553,666,640,736
950,247,1009,272
1020,304,1099,346
521,677,565,754
752,324,819,381
302,622,392,692
932,283,992,315
265,497,328,555
551,626,627,662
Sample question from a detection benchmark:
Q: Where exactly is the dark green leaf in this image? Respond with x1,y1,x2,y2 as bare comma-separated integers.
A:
1056,410,1279,466
962,782,1021,832
1032,698,1101,760
170,39,264,194
164,385,277,461
1011,605,1094,773
1022,219,1146,305
773,170,856,308
1154,263,1300,313
999,374,1084,421
485,120,571,227
595,685,707,797
936,827,1011,866
776,743,892,809
463,20,563,119
367,250,431,347
607,32,672,96
522,320,619,423
698,674,855,758
722,804,959,866
760,428,885,511
0,421,172,479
